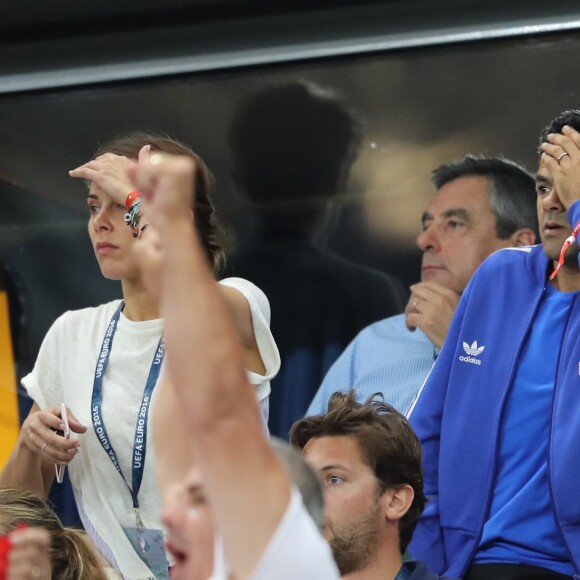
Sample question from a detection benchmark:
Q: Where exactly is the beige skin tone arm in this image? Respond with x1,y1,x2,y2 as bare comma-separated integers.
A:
404,281,460,349
135,153,290,580
154,296,266,501
151,224,268,498
1,404,86,498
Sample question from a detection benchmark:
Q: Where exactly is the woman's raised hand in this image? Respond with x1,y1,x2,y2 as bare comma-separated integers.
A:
69,153,137,205
19,406,86,465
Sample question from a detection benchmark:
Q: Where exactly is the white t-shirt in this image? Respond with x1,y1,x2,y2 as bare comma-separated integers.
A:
22,278,280,580
210,488,339,580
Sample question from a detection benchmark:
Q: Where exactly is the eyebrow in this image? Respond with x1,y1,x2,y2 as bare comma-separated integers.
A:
535,174,552,185
87,194,99,200
320,464,350,473
422,207,471,226
442,208,471,222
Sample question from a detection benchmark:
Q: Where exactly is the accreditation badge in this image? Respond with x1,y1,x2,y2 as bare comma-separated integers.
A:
123,526,169,580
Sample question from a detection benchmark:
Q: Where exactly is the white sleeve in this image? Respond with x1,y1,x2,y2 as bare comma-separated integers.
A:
21,313,68,411
250,488,340,580
219,277,281,401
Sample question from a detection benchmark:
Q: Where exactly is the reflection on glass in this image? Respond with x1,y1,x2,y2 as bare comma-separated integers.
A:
225,80,406,436
0,30,575,444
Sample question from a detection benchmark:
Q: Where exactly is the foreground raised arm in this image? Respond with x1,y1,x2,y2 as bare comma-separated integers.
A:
135,152,290,579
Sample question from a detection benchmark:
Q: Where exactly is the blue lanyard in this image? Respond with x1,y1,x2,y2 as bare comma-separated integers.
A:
91,302,165,520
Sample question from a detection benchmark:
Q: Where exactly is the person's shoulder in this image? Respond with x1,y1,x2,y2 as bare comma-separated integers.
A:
219,277,271,320
356,313,426,344
251,488,340,579
53,300,123,335
219,276,264,298
484,244,536,266
473,245,538,282
363,312,408,334
58,299,123,323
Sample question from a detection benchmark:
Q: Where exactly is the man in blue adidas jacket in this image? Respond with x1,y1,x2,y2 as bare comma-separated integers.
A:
408,110,580,580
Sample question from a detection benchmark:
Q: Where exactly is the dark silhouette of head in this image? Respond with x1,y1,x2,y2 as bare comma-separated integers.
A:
229,80,363,229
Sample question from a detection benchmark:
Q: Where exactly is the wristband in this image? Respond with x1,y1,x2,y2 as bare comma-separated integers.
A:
124,200,142,229
125,191,140,209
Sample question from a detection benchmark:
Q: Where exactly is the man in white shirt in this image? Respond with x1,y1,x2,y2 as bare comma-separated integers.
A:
134,152,339,579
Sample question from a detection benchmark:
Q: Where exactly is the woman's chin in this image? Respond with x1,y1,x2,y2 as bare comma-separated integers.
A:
99,269,124,281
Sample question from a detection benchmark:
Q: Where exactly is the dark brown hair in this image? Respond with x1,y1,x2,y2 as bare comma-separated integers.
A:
0,488,109,579
290,390,427,554
94,131,224,274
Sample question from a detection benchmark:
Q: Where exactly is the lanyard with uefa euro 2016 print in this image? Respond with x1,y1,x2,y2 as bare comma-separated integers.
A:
91,301,165,528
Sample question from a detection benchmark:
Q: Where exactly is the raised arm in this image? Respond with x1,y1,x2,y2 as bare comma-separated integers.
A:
135,152,290,579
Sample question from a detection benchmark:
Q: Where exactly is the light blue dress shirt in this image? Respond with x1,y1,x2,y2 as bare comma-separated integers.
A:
306,314,438,416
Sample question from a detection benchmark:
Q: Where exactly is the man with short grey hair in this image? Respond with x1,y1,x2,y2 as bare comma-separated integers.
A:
307,155,538,416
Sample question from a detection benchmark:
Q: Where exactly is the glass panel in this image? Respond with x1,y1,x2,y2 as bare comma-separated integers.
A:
0,31,575,439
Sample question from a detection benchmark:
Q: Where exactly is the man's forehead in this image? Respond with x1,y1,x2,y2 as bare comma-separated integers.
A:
304,434,366,467
425,175,491,217
536,163,552,184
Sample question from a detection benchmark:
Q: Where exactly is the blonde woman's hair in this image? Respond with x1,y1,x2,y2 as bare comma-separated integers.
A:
0,488,110,579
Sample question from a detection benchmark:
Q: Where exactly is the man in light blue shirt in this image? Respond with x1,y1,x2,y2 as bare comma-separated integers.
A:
307,155,539,416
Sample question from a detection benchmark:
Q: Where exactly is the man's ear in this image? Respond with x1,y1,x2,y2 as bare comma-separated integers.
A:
510,227,537,247
383,485,414,523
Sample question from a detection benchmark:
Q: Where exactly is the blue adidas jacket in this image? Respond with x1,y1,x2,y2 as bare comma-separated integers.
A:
408,203,580,579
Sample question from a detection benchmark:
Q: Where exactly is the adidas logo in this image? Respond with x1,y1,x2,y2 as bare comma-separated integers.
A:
463,341,484,356
459,340,485,366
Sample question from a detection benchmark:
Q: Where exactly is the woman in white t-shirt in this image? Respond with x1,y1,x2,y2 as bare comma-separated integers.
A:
0,133,280,580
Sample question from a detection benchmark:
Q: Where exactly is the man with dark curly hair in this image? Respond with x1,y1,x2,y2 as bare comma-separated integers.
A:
291,391,453,580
